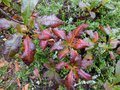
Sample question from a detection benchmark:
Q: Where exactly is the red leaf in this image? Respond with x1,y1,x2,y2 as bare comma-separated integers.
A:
39,40,48,50
21,36,36,65
65,70,75,90
99,25,105,33
37,15,64,28
70,49,78,60
39,29,52,40
117,47,120,55
78,69,92,80
73,39,89,49
50,40,63,51
52,28,66,39
81,59,93,69
58,48,69,59
72,24,88,37
93,31,99,43
56,62,66,70
75,73,80,82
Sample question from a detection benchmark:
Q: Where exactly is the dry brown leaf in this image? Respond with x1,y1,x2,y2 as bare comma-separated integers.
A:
16,78,21,87
22,83,29,90
0,88,4,90
0,58,8,68
15,61,21,72
33,68,40,78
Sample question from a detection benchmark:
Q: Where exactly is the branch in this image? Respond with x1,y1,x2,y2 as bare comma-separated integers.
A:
0,8,24,24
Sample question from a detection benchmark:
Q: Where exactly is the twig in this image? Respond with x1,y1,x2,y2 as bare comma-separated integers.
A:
0,8,24,24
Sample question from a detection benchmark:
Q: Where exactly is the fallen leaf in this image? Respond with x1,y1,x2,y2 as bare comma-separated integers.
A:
89,12,96,19
0,58,8,68
33,68,40,78
79,1,87,8
0,18,17,31
15,61,21,72
16,78,21,87
22,83,29,90
3,33,22,61
0,88,4,90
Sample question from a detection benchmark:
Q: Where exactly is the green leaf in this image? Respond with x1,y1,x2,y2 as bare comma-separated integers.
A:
21,0,39,24
102,0,110,5
2,0,11,7
113,75,120,85
113,85,120,90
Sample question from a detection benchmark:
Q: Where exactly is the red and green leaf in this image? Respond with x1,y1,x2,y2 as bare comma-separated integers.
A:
50,40,63,51
58,48,69,59
52,28,66,39
93,31,99,43
70,49,78,60
56,62,66,70
72,24,88,37
39,29,52,40
73,39,89,49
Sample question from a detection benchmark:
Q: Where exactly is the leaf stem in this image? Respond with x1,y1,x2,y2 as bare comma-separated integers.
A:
0,8,24,24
